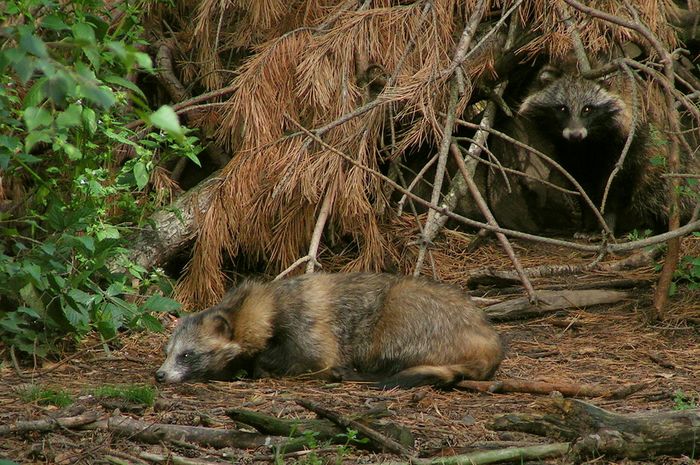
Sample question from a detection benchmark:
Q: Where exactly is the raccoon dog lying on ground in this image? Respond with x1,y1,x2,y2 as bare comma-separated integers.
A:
155,272,503,388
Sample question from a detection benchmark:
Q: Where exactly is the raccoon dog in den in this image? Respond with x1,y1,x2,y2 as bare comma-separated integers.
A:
517,65,650,232
155,273,503,388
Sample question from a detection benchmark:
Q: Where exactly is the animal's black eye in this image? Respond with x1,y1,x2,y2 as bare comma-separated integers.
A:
582,106,592,113
559,105,567,113
179,350,195,362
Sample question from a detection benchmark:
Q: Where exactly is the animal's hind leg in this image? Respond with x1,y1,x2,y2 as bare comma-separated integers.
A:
377,364,494,389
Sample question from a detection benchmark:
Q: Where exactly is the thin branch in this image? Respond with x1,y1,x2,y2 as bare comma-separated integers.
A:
414,77,461,276
556,3,591,72
600,62,638,216
305,189,334,273
451,143,537,302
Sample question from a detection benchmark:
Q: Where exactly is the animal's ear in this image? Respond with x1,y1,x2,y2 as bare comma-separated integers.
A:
537,65,561,87
212,315,234,340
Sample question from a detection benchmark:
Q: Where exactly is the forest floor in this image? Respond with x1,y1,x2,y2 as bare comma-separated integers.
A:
1,238,699,465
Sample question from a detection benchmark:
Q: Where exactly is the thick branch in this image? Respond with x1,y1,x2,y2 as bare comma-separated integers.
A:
484,289,630,322
491,397,700,460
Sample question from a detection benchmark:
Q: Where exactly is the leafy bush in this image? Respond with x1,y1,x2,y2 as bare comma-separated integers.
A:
0,0,196,355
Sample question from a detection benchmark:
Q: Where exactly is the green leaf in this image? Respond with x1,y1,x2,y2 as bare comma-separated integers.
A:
25,130,52,152
96,224,120,241
63,303,89,328
56,104,83,129
19,32,48,58
62,143,82,160
103,75,146,99
133,161,149,189
134,52,153,71
72,23,96,45
72,235,95,253
149,106,184,142
24,106,53,130
24,77,48,107
13,56,36,85
80,83,116,108
21,261,43,286
106,282,127,297
44,72,74,104
68,288,99,307
19,283,45,312
84,47,102,72
41,15,70,31
143,295,181,312
82,107,97,135
138,313,163,332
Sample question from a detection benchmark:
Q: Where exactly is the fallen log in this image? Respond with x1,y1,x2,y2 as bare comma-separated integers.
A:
490,397,700,460
296,399,414,457
1,412,287,450
455,379,647,399
95,415,283,449
226,407,413,451
0,411,101,435
484,289,630,321
378,443,569,465
120,172,221,271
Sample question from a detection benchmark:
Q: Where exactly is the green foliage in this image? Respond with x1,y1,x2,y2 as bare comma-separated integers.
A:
18,384,74,407
625,229,652,242
0,0,199,355
671,232,700,295
91,384,156,407
672,390,698,411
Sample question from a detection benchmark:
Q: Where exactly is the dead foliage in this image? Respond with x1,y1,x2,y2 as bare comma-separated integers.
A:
137,0,700,308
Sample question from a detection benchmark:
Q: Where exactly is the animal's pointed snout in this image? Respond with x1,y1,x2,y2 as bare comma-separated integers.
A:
155,370,166,383
563,126,588,141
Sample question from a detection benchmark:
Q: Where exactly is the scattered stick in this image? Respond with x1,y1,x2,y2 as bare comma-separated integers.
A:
484,289,630,322
379,443,569,465
296,399,414,458
138,451,226,465
455,379,647,399
305,188,334,273
0,411,101,435
491,397,700,460
225,407,413,450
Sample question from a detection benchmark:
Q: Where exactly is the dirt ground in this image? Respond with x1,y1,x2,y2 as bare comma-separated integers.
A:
1,241,699,465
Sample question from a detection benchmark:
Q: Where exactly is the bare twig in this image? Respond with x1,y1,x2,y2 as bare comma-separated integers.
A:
451,144,537,302
305,189,334,273
414,77,461,276
379,443,569,465
600,62,638,217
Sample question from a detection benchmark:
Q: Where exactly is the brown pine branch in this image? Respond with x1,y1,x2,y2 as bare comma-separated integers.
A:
290,117,700,254
456,379,647,399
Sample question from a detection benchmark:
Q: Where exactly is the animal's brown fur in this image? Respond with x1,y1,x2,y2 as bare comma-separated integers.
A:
155,273,503,388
